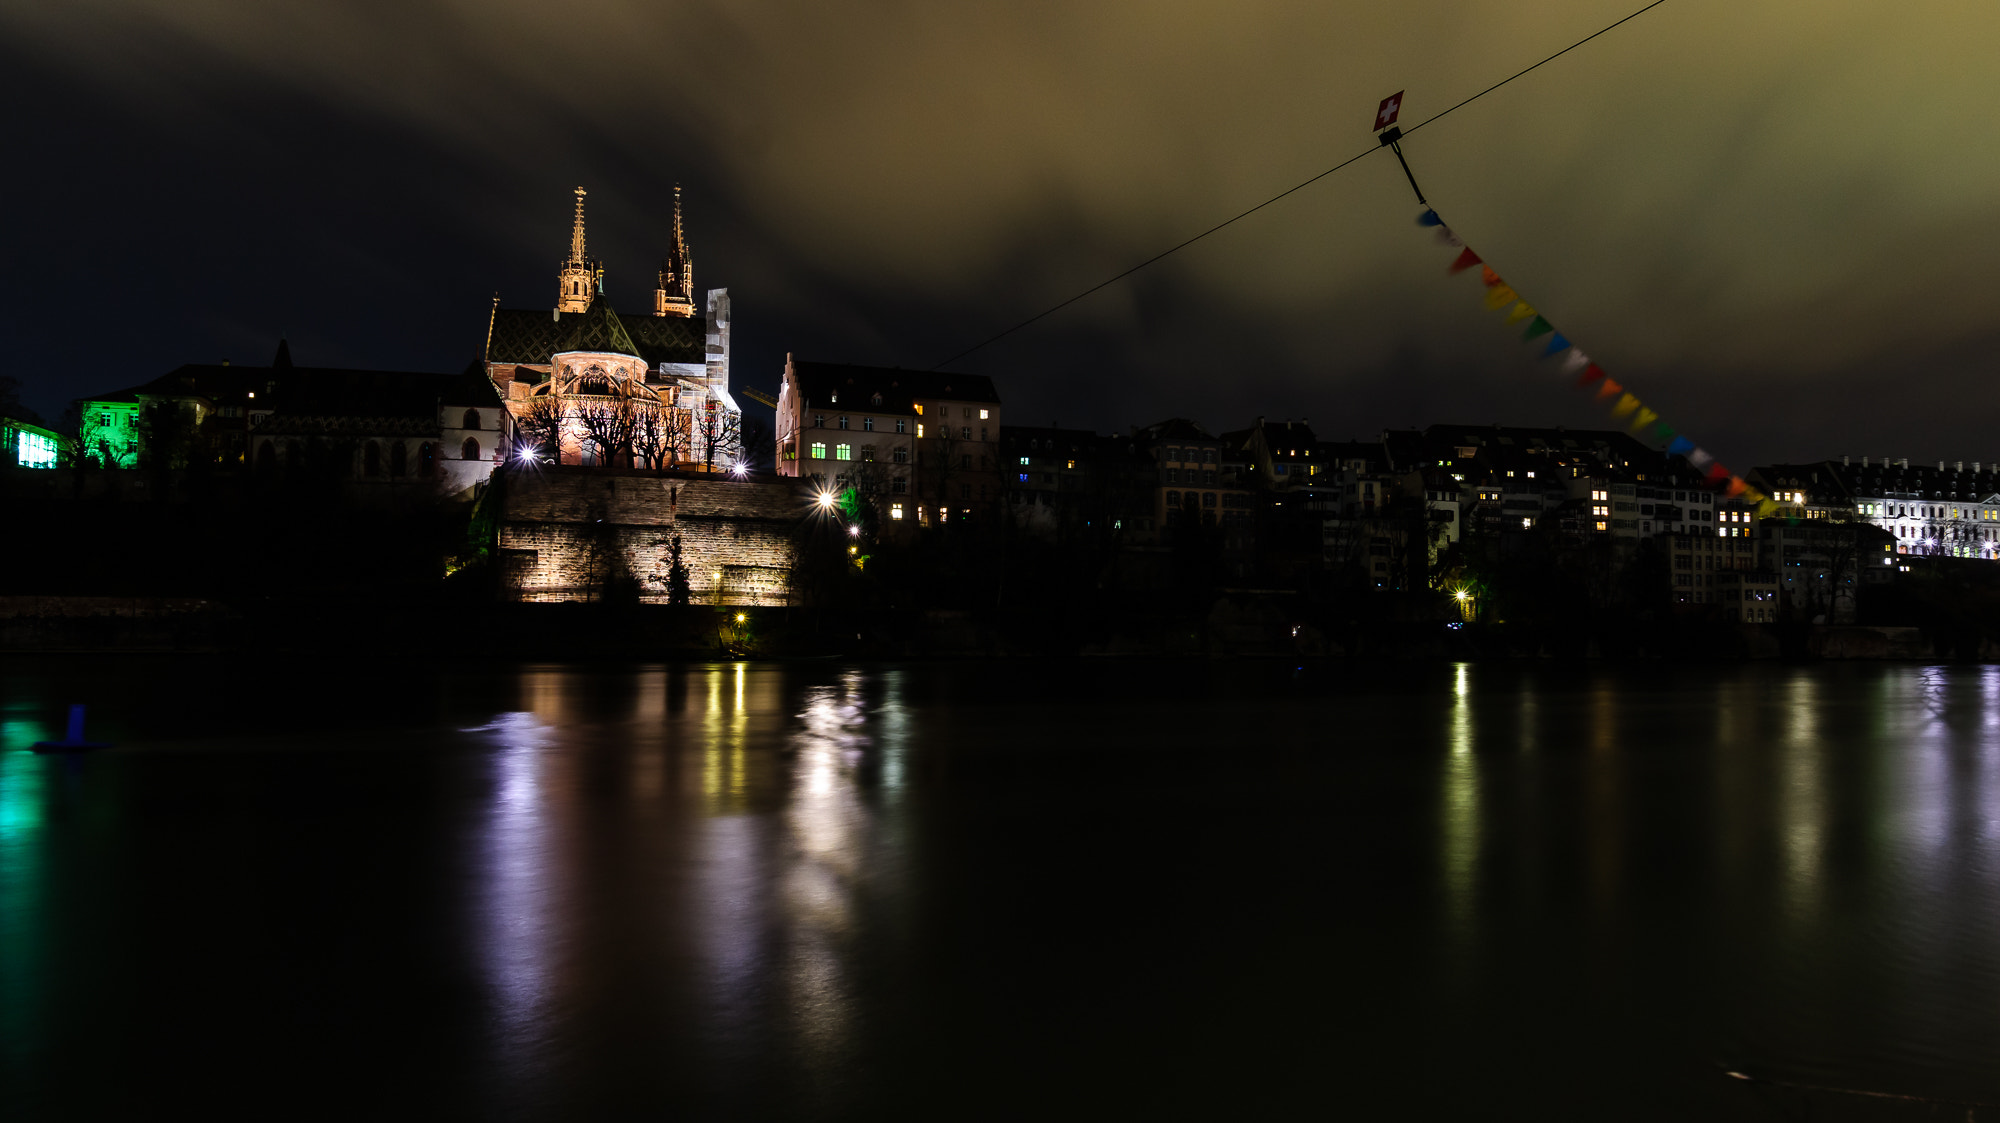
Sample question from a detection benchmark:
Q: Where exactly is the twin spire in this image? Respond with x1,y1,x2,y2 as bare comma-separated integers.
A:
553,184,696,318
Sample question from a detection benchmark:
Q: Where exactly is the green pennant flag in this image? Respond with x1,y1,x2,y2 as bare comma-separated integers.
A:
1522,316,1553,341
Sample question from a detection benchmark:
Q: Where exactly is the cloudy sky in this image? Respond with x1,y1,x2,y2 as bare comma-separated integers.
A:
5,0,1996,464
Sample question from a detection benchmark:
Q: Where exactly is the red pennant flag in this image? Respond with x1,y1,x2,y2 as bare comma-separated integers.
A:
1595,378,1622,401
1448,248,1483,274
1374,91,1403,131
1706,463,1731,481
1576,363,1606,387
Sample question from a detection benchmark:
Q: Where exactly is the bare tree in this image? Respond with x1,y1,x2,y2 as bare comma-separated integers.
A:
631,401,671,470
575,399,639,467
515,396,568,464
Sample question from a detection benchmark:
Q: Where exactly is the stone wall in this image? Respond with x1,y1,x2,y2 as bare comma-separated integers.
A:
497,469,809,605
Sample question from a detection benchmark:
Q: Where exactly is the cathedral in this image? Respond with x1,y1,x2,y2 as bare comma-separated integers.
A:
483,187,742,470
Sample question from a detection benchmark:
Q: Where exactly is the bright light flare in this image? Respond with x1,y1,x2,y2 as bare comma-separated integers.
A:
847,525,860,537
815,491,837,510
729,463,748,477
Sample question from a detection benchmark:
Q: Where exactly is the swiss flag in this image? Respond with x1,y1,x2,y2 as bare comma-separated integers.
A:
1374,91,1403,131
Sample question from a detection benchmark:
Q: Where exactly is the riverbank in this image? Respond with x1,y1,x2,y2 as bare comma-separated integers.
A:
3,594,1991,661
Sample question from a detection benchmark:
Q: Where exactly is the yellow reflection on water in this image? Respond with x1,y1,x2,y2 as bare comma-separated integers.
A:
702,666,750,814
1441,663,1480,937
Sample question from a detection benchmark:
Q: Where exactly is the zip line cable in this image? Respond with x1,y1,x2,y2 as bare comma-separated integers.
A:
931,0,1673,371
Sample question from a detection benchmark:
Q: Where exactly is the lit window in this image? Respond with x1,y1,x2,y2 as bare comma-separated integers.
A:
1521,517,1533,529
917,424,925,438
1595,521,1607,531
1019,456,1030,466
836,443,852,461
1065,460,1076,469
810,441,826,459
1526,471,1535,478
890,503,904,520
979,409,989,420
1018,473,1029,483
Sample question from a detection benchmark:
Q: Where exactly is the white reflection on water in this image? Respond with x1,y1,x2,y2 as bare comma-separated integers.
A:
1441,663,1480,937
783,673,865,1070
1779,673,1826,918
463,709,560,1079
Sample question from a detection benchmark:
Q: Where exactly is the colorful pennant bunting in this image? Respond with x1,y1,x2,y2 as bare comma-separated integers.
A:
1425,203,1755,514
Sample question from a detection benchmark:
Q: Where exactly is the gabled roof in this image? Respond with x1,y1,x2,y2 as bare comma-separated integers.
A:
1133,418,1213,443
489,302,705,367
786,360,1002,409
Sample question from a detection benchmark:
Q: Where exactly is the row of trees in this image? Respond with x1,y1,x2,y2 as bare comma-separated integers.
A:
513,395,766,471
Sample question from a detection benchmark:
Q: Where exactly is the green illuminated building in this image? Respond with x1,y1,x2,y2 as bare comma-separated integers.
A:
1,414,63,469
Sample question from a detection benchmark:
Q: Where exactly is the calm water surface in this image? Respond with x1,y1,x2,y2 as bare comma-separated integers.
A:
3,659,1999,1119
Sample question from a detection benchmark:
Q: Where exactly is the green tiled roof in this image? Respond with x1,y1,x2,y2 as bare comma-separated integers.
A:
488,302,704,367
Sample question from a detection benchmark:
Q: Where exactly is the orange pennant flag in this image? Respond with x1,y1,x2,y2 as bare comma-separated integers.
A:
1595,378,1623,401
1481,266,1503,287
1726,477,1749,498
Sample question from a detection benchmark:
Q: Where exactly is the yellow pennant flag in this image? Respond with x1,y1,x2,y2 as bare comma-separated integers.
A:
1611,393,1640,419
1505,302,1537,325
1756,499,1780,517
1629,407,1658,433
1483,285,1516,310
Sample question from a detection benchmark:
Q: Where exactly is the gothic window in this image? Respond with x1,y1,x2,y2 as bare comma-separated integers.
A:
463,408,481,431
364,441,381,477
462,438,481,462
389,442,406,477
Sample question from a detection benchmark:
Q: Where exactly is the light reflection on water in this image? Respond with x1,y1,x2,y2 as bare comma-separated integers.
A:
7,660,2000,1116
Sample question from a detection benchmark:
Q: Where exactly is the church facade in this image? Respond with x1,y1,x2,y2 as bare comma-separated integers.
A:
483,187,743,472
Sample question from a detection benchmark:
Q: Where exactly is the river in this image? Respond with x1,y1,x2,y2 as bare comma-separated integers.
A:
3,658,1997,1118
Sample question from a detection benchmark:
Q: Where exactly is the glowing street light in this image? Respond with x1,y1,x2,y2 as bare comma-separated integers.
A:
847,525,860,537
729,462,748,477
816,491,837,510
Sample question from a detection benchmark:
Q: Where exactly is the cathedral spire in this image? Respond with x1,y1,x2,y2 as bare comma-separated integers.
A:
654,184,696,318
557,186,594,315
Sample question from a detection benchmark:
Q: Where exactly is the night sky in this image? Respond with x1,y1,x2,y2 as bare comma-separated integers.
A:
6,1,1996,465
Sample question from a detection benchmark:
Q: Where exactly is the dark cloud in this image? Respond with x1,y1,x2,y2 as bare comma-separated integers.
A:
5,1,1996,464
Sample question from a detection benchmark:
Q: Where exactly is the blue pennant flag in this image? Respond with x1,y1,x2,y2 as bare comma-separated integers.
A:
1666,436,1695,456
1542,333,1571,357
1417,209,1444,227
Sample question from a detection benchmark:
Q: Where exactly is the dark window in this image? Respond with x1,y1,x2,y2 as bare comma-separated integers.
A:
462,408,481,431
462,437,481,462
364,441,381,477
389,442,407,477
286,440,304,471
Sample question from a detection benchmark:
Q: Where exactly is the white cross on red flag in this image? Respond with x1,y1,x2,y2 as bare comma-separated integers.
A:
1374,91,1403,131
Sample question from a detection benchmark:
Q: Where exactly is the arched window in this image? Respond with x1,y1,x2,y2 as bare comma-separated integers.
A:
419,443,435,477
462,408,481,431
256,441,277,474
389,441,407,477
364,441,381,477
462,437,481,462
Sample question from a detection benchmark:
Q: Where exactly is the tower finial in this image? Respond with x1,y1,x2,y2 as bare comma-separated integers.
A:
654,183,696,317
557,187,594,314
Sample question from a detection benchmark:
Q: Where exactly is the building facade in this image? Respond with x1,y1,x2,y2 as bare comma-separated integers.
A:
484,187,741,472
